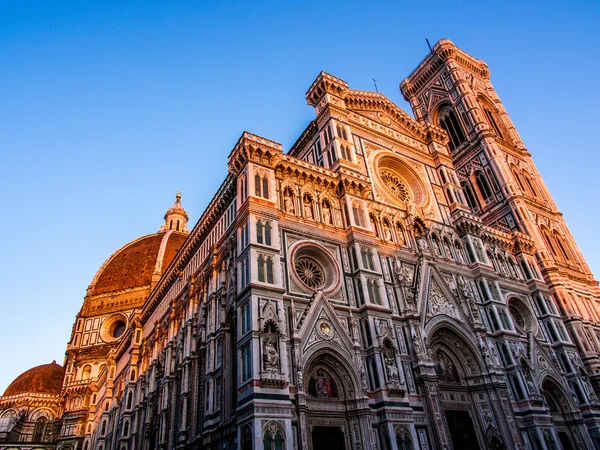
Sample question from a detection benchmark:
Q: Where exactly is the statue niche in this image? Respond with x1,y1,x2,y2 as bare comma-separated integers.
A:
283,187,295,214
262,321,280,372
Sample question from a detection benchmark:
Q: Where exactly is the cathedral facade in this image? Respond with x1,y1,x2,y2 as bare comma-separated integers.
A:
2,39,600,450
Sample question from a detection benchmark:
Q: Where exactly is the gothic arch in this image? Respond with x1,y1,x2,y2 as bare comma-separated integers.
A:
426,320,486,377
301,348,360,400
540,375,578,414
476,94,507,138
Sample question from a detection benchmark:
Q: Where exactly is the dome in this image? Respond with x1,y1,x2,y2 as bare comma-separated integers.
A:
4,361,64,397
87,230,188,296
86,194,190,298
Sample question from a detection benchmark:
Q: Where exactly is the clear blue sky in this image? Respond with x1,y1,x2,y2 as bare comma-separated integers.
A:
1,1,599,392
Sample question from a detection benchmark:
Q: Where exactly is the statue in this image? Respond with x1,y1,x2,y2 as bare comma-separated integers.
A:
359,363,368,390
394,261,414,306
417,235,429,251
284,192,295,213
322,204,332,224
263,338,279,371
303,200,313,219
385,355,400,382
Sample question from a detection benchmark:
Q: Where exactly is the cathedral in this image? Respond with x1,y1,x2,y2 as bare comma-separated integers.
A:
2,39,600,450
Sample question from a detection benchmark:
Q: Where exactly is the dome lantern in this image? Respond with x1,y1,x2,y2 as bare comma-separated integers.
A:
161,191,189,233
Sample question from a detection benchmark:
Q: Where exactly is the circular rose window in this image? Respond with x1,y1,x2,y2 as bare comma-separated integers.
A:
294,257,324,289
373,153,430,209
289,241,341,295
379,169,411,203
508,297,537,334
509,305,525,329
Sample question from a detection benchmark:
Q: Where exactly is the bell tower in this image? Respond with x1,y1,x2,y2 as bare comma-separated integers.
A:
401,39,600,386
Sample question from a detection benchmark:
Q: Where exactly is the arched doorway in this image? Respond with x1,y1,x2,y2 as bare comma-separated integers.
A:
429,326,504,450
302,351,366,450
541,378,576,450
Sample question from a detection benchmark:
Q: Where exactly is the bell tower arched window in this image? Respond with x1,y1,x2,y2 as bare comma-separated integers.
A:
438,107,466,151
461,181,479,212
255,173,269,199
474,171,493,203
484,108,504,138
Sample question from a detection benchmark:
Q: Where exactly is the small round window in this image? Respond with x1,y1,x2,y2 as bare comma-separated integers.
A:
100,313,128,343
111,320,126,338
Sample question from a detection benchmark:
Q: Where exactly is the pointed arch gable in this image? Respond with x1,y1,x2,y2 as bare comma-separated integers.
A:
426,320,487,376
297,292,355,367
419,263,471,327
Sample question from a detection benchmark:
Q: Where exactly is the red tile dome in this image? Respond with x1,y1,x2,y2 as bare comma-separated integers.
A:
4,361,64,397
87,230,187,297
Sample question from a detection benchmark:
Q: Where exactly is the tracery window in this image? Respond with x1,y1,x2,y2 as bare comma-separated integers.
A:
257,255,274,284
484,108,504,138
361,247,375,270
438,107,466,151
255,173,269,199
241,426,252,450
336,124,348,140
522,171,538,198
396,429,412,450
367,279,382,305
379,169,411,203
474,170,494,203
256,220,272,246
340,144,352,161
263,430,285,450
241,344,252,382
461,181,479,212
239,173,247,201
241,301,251,335
553,232,571,262
294,257,324,289
511,167,525,192
541,228,557,257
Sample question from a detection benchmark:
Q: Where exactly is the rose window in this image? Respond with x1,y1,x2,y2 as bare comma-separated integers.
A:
509,305,524,329
294,257,324,289
379,169,411,203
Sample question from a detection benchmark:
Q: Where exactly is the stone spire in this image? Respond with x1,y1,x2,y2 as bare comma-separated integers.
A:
161,191,189,232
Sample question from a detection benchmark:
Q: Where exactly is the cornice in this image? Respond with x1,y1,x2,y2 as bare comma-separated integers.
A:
401,39,489,100
228,131,283,176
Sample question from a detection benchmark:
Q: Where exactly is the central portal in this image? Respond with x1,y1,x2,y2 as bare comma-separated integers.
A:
445,410,480,449
312,426,345,450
